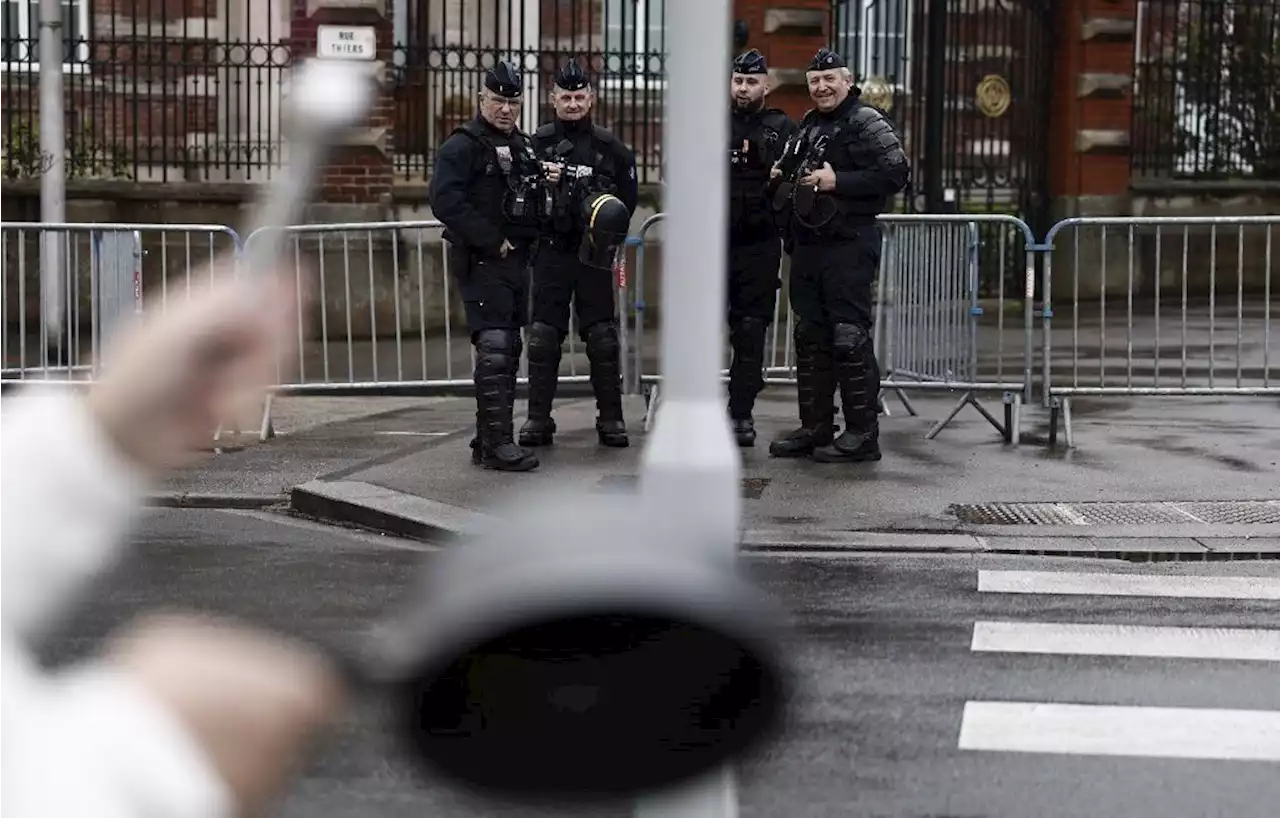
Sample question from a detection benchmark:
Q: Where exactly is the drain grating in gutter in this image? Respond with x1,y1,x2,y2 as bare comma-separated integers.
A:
951,500,1280,526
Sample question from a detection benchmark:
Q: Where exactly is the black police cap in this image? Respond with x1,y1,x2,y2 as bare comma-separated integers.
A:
555,59,590,91
485,60,523,99
808,48,847,71
732,49,767,75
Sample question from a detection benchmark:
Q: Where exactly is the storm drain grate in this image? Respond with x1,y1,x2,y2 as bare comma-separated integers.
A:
594,475,771,499
951,500,1280,526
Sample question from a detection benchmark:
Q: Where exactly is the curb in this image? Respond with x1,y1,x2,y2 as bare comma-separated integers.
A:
290,479,1280,558
147,492,288,509
290,479,489,544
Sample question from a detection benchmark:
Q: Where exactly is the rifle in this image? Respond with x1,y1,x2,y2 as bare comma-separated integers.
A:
547,138,611,233
767,131,835,229
503,145,553,226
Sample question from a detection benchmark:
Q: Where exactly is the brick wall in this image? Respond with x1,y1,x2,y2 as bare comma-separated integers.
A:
292,0,394,205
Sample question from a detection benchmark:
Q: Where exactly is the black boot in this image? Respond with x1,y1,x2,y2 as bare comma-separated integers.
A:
769,320,837,458
518,321,560,446
814,322,881,464
728,316,768,448
473,329,539,472
585,320,629,448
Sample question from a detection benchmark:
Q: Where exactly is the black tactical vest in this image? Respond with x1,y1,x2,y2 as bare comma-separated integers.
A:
455,119,547,239
534,121,619,236
729,107,790,234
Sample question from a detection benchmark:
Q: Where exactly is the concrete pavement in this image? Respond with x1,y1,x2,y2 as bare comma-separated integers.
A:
39,508,1280,818
267,389,1280,554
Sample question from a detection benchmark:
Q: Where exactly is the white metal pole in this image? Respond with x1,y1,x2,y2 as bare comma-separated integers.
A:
38,0,67,348
635,0,740,815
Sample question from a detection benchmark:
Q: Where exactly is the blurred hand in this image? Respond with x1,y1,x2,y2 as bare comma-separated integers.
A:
499,239,515,259
769,163,782,180
541,162,563,185
86,265,303,476
107,614,346,818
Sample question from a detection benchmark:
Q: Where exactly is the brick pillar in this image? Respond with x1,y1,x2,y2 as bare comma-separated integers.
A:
732,0,829,121
1046,0,1137,300
291,0,394,221
1048,0,1136,215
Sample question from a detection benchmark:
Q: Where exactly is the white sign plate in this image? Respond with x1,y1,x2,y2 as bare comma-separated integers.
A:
317,25,377,61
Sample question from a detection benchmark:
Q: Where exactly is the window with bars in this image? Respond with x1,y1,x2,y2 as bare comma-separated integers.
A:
832,0,912,88
600,0,665,89
0,0,91,69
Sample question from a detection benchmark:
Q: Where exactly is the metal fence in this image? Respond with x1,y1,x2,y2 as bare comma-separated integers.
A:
0,0,667,185
627,213,1037,442
1132,0,1280,181
1,222,241,381
3,214,1276,450
239,220,629,396
1040,215,1277,447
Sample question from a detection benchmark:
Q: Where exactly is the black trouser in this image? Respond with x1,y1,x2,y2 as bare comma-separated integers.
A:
451,243,530,451
525,238,623,424
727,235,782,420
786,224,882,435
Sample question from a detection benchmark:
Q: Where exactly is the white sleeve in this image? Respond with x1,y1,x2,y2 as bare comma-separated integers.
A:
2,639,234,818
1,387,151,642
1,388,234,818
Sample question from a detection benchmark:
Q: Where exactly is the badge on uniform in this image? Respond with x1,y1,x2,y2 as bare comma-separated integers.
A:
495,145,513,173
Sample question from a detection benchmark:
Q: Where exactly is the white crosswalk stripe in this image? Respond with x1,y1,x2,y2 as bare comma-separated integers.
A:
976,570,1280,600
961,568,1280,763
971,621,1280,662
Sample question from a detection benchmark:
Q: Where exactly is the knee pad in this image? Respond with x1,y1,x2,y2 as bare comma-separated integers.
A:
474,328,514,375
584,321,620,362
525,321,562,363
734,315,769,341
793,319,828,350
831,322,871,362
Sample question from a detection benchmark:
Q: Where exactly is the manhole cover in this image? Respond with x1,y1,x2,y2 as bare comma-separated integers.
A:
593,475,770,499
950,500,1280,526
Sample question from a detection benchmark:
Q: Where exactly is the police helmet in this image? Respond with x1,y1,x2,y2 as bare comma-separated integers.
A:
577,193,632,270
485,60,523,99
733,49,767,76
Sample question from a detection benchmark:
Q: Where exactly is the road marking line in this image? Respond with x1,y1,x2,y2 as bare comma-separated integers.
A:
978,570,1280,600
958,701,1280,762
971,621,1280,662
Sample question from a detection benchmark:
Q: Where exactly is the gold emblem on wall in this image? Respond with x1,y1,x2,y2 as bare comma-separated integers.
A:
860,75,894,113
975,74,1012,118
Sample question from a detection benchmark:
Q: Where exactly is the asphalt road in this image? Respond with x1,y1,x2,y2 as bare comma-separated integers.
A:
32,509,1280,818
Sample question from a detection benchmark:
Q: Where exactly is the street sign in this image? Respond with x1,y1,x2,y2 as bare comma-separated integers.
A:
316,26,377,61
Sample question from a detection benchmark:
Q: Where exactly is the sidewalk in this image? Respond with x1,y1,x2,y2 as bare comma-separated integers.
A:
178,388,1280,557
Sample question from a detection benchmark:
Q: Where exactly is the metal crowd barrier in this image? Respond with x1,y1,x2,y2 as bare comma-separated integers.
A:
1040,215,1277,448
0,221,258,447
240,220,621,390
2,222,241,384
627,212,1037,443
5,214,1275,452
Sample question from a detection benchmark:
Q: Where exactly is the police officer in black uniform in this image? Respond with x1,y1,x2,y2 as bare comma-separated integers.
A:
726,49,797,447
430,60,551,472
518,59,638,449
767,48,909,463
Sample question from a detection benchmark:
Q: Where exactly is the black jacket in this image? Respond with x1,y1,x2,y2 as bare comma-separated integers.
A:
729,105,797,237
783,93,910,240
429,116,543,255
533,118,638,219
